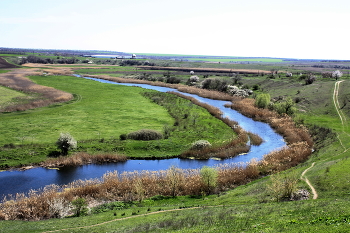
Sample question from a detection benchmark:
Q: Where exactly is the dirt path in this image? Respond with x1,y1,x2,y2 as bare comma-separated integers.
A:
300,162,318,199
300,80,348,200
42,207,202,233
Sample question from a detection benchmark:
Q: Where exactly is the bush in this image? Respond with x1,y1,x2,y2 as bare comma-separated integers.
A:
273,98,296,116
191,140,211,150
267,171,299,202
200,166,218,195
255,93,271,109
166,76,181,84
56,133,77,155
119,134,127,140
127,129,163,141
201,78,228,92
72,198,88,217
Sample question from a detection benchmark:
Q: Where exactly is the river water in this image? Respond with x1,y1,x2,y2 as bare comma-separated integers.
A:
0,77,286,197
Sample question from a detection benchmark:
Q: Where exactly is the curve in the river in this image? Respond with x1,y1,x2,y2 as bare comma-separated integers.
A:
0,76,286,197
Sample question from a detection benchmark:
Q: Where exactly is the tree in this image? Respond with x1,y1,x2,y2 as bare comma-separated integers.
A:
332,70,343,80
56,133,77,155
200,166,218,195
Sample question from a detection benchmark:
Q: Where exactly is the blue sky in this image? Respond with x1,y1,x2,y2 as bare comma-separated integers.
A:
1,0,349,59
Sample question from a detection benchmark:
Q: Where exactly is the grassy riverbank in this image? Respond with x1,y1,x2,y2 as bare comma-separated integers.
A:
0,74,235,167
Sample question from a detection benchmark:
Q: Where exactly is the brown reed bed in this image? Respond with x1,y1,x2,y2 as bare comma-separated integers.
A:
41,152,127,168
0,162,259,220
247,132,264,145
0,69,73,112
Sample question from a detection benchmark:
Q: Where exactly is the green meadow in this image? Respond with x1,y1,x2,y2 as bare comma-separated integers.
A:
0,74,234,167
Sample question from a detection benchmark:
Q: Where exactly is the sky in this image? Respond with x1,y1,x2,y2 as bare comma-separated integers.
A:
1,0,349,60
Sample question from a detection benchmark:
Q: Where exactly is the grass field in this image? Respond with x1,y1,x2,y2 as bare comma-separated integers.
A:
0,74,235,166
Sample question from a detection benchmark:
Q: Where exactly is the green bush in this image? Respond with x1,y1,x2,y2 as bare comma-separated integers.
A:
127,129,163,141
71,198,88,217
255,93,271,109
273,98,296,116
200,166,218,195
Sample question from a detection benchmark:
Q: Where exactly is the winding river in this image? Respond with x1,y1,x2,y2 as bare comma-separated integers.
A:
0,77,286,197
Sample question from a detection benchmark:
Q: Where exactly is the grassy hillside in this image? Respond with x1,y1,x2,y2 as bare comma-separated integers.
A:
1,60,350,232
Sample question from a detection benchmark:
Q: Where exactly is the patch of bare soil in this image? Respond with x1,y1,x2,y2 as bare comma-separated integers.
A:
0,57,19,69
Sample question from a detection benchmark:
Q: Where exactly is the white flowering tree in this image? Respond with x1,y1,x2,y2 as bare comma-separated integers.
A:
56,133,77,155
189,75,199,82
332,70,343,80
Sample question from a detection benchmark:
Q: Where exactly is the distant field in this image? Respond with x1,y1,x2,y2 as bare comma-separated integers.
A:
187,58,285,63
136,53,210,57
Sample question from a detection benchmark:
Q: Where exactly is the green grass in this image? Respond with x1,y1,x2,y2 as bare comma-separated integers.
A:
0,75,172,145
0,75,234,166
0,86,27,109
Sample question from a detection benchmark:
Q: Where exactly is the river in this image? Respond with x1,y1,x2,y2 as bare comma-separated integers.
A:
0,76,286,197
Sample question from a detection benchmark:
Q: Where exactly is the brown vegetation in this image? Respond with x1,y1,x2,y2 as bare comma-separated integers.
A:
0,69,73,112
41,152,127,168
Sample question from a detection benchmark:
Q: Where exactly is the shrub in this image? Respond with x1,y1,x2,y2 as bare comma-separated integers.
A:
119,134,127,140
127,129,163,141
255,93,271,109
273,98,296,116
191,140,211,150
267,171,299,202
201,78,228,92
200,166,218,195
166,76,181,84
56,133,77,155
47,197,72,218
71,197,89,217
305,75,316,85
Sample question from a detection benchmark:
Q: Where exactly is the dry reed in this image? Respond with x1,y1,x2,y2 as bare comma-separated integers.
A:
41,152,127,168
